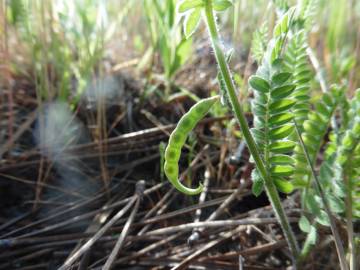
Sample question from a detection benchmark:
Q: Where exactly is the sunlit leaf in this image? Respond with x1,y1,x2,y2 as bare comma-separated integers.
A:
184,8,201,39
273,177,294,193
299,215,311,233
249,75,270,93
178,0,204,13
213,0,233,11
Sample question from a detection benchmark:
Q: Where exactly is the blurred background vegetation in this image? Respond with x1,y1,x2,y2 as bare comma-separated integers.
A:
1,0,359,105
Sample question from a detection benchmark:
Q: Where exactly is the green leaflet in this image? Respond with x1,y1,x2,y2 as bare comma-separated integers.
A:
271,165,295,177
269,112,293,126
299,215,311,233
184,7,202,39
251,169,264,197
269,99,296,114
178,0,204,13
274,12,289,38
269,124,294,140
269,140,296,153
300,224,318,260
212,0,233,11
272,72,292,85
292,87,341,187
274,177,294,194
170,37,192,78
178,0,233,41
249,76,270,93
269,155,295,165
164,96,219,195
271,84,296,99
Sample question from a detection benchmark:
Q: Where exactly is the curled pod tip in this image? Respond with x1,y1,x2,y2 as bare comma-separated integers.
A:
164,95,219,196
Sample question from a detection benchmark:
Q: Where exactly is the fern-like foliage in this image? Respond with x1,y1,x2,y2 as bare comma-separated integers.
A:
295,90,359,263
249,10,297,195
250,65,297,195
302,153,345,226
251,23,269,64
284,31,312,131
296,0,319,30
292,86,341,187
272,0,290,15
336,90,360,218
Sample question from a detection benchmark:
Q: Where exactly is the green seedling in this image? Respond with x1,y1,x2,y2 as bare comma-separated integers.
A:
144,0,193,99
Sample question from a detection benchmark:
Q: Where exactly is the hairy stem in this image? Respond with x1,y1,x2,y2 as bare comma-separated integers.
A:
203,0,299,263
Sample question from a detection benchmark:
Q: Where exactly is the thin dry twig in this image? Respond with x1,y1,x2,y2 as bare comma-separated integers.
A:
58,196,137,270
102,181,145,270
172,226,246,270
144,217,297,236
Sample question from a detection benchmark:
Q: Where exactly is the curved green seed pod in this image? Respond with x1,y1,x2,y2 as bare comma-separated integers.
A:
164,96,219,195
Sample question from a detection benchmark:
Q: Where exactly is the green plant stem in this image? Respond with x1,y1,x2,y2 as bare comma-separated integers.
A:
293,120,348,270
203,0,299,263
344,173,356,270
165,79,172,99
